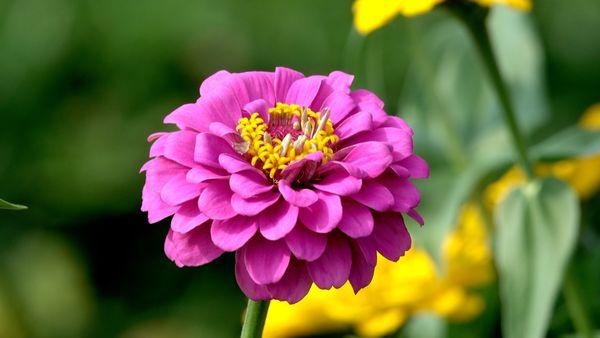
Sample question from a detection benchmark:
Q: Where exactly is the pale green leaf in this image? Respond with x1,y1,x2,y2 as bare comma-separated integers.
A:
531,127,600,160
402,314,446,338
495,178,579,338
0,198,27,210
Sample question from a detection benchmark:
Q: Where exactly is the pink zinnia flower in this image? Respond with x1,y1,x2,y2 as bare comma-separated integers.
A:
141,67,428,303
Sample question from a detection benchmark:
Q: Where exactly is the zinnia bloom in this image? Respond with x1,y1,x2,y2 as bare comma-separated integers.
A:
353,0,532,35
141,67,428,303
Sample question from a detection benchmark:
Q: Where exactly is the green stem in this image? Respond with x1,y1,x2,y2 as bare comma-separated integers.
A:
563,272,593,338
240,299,270,338
447,3,534,180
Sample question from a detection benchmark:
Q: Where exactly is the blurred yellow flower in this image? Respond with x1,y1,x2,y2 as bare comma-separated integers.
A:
352,0,532,35
486,103,600,205
264,203,493,338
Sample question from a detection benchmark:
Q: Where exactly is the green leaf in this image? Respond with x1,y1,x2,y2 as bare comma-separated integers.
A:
0,198,27,210
495,178,579,338
402,314,446,338
531,126,600,160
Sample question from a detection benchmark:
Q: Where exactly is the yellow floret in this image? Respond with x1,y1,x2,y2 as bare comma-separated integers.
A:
236,103,338,180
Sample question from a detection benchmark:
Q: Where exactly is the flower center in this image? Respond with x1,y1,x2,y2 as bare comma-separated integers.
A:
235,102,339,180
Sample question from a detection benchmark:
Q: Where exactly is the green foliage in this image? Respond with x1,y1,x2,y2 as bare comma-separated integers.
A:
495,178,579,338
403,314,447,338
0,198,27,210
403,7,548,262
532,127,600,160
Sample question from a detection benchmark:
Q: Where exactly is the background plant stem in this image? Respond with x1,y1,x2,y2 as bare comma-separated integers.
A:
240,299,270,338
449,4,534,180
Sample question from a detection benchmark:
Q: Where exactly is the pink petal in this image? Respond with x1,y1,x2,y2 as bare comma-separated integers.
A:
148,132,168,142
278,179,318,207
378,173,421,212
299,191,342,233
350,89,384,108
307,235,352,289
335,111,373,139
167,88,241,131
243,99,270,121
209,122,242,143
343,127,412,162
321,92,356,125
235,250,271,301
338,199,374,238
258,199,299,241
390,179,420,212
231,191,280,216
408,208,424,225
197,180,236,220
312,165,362,196
285,76,323,107
398,154,429,179
280,152,322,182
373,212,411,261
171,201,209,233
194,133,236,168
149,133,168,157
350,180,394,211
160,173,204,206
163,103,209,132
326,71,354,93
163,130,197,168
199,70,231,97
211,215,257,251
349,244,375,294
141,158,186,223
285,225,328,261
230,171,273,198
219,153,263,175
144,194,178,224
195,89,243,127
274,67,304,102
244,237,291,285
141,156,187,178
323,160,365,179
390,163,411,178
186,165,229,183
380,115,414,136
361,104,388,128
222,72,276,108
340,141,393,178
164,226,223,267
267,259,312,304
355,236,378,266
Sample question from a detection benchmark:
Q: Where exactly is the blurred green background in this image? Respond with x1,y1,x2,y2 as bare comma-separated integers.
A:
1,0,599,337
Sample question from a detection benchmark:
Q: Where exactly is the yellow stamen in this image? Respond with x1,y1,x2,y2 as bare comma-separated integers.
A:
235,103,338,179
